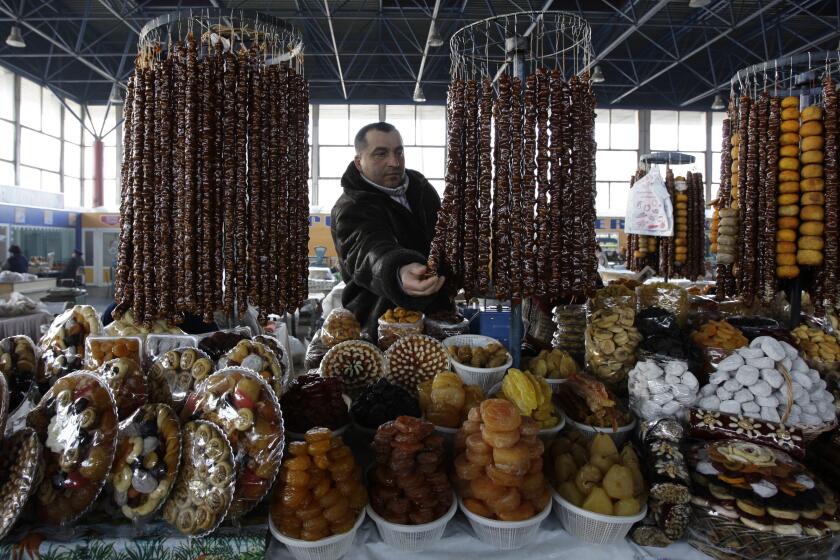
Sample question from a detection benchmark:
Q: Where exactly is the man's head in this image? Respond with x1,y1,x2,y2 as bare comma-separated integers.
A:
73,249,82,257
8,245,20,255
354,122,405,188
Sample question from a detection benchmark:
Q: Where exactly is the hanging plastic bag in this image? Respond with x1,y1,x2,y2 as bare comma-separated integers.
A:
624,166,674,237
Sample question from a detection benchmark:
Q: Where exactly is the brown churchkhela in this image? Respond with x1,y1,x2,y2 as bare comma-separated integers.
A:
117,39,310,324
428,70,598,302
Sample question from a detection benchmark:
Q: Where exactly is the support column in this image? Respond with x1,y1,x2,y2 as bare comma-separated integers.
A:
93,138,104,207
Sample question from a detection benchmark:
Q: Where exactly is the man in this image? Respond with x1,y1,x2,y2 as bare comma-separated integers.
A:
331,122,449,339
2,245,27,273
61,249,84,282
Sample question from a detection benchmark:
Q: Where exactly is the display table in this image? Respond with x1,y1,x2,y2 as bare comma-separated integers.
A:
266,512,713,560
0,278,55,299
0,311,53,341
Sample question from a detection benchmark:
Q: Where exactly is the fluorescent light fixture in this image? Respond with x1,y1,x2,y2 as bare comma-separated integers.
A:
413,84,426,103
5,25,25,48
591,64,605,84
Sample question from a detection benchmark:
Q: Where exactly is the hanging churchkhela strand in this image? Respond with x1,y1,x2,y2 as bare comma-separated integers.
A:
116,30,310,324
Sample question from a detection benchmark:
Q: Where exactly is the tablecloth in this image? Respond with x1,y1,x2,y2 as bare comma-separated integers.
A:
0,311,53,341
266,511,714,560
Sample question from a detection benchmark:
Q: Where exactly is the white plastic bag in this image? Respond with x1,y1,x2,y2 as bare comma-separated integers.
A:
624,166,674,236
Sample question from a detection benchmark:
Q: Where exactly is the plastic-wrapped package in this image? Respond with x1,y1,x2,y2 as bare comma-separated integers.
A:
687,438,840,558
85,336,143,369
637,283,688,327
26,371,118,526
589,284,637,314
280,373,350,433
219,339,285,396
183,367,284,519
584,307,642,387
791,321,840,378
163,420,235,536
424,311,470,341
377,307,424,350
105,309,185,336
253,334,291,382
95,357,149,420
635,307,680,338
321,308,362,348
270,428,367,540
196,328,251,361
0,427,43,539
110,403,181,521
0,335,38,433
552,304,586,360
148,347,213,412
305,329,331,371
320,340,386,399
145,334,199,362
37,305,102,385
628,358,699,421
688,407,806,459
692,319,749,351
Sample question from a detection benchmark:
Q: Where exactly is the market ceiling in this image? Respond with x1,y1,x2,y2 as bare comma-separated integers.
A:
0,0,837,109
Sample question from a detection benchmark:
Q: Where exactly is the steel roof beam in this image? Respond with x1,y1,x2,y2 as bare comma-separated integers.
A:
585,0,671,72
321,0,348,100
611,0,785,104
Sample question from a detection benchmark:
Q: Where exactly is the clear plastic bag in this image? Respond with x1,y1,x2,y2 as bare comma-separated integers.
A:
321,308,362,348
637,283,688,328
0,427,43,539
95,357,149,420
589,285,638,314
218,339,286,397
25,371,118,526
37,305,102,385
196,328,251,362
628,356,698,421
552,304,587,359
584,307,642,388
149,347,214,412
378,310,424,350
0,335,38,434
182,367,284,520
145,334,199,362
162,419,235,536
109,403,181,522
84,335,143,369
424,313,470,341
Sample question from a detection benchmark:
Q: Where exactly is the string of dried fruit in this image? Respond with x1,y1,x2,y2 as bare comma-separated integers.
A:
182,33,198,315
201,46,217,322
690,172,706,279
492,75,512,300
715,111,732,300
247,50,262,318
777,95,801,280
142,61,158,325
258,62,271,316
763,96,780,304
660,167,674,279
157,57,174,320
285,67,298,311
221,52,237,315
234,49,249,316
558,78,574,295
824,75,839,311
578,74,599,296
426,80,459,278
798,101,826,274
547,70,563,298
521,74,537,297
290,68,306,311
477,78,493,295
534,69,550,295
446,79,466,285
462,79,479,297
115,75,135,315
509,77,524,302
212,48,225,317
755,93,769,298
195,56,208,320
171,44,186,316
569,76,586,296
271,66,287,314
293,71,311,310
736,97,752,303
744,96,761,305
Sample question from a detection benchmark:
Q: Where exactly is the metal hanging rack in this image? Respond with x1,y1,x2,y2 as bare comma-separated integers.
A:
449,11,594,367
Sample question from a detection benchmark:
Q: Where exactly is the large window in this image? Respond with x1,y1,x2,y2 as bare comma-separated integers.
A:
0,67,14,186
18,78,62,192
595,109,639,217
650,110,708,183
314,104,446,211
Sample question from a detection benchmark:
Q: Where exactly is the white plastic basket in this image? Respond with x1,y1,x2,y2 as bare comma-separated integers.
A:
443,335,512,393
269,508,365,560
544,377,569,395
286,423,349,442
366,493,457,552
551,486,647,545
565,417,637,447
458,495,552,550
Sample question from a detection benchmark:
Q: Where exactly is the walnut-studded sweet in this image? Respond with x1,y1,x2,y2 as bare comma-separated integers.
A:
320,340,386,398
384,334,450,395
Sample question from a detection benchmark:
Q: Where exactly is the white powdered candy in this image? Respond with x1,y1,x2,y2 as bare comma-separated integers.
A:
780,341,799,360
792,358,808,373
665,374,682,386
709,371,729,385
802,403,818,415
757,395,779,407
673,384,694,400
754,336,785,361
761,368,784,389
746,357,775,370
742,401,760,413
761,406,781,423
738,348,765,359
653,391,673,406
699,396,721,409
734,388,754,403
640,400,663,419
682,371,699,388
750,380,772,398
716,387,733,401
792,372,813,391
720,400,741,414
648,378,670,395
735,366,759,386
723,379,743,392
718,354,745,371
644,366,664,379
662,401,682,415
664,361,686,378
801,413,822,425
701,384,716,397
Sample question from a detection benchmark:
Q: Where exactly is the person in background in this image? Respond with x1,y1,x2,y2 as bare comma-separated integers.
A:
2,245,28,273
61,249,84,282
596,243,609,268
331,122,449,339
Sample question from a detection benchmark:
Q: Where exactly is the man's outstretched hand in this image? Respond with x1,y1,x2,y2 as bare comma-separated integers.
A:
399,263,445,297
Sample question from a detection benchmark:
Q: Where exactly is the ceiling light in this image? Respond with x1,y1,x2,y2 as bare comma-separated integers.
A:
5,25,25,49
590,65,605,84
711,94,726,110
108,84,123,104
413,84,426,103
689,0,712,7
428,22,444,48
